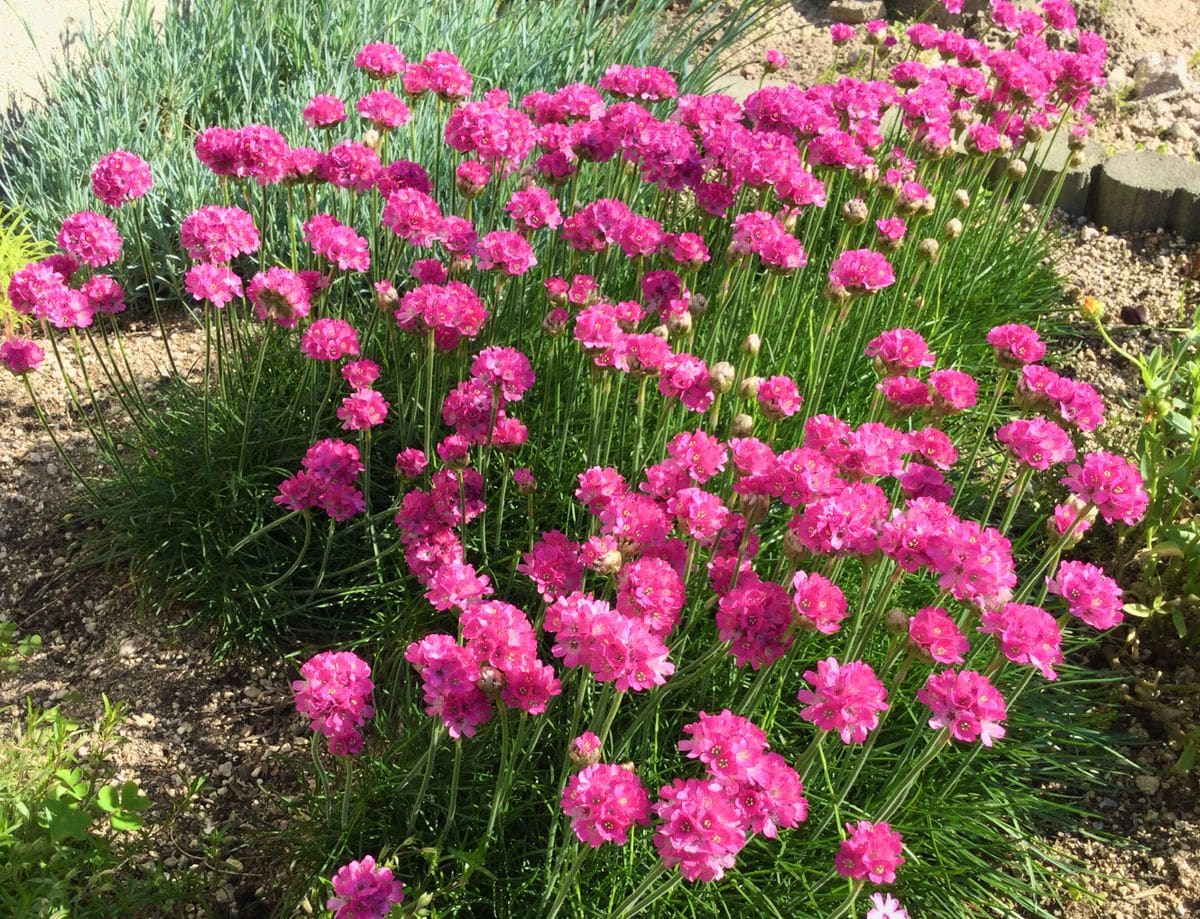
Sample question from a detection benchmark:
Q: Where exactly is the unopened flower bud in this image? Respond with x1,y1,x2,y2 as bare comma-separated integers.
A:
1067,151,1084,169
375,281,399,312
824,281,851,306
1024,122,1045,143
953,189,970,210
917,238,940,263
709,361,736,393
568,732,602,768
739,492,771,525
781,527,806,562
690,292,710,316
1067,131,1087,152
1079,295,1104,323
542,307,568,336
841,197,869,225
592,548,623,575
851,162,879,188
885,608,909,636
943,217,963,240
1006,158,1028,182
730,413,755,437
742,333,761,356
477,666,505,697
362,129,382,151
782,209,800,233
951,108,974,131
651,324,669,341
739,375,762,401
667,310,693,337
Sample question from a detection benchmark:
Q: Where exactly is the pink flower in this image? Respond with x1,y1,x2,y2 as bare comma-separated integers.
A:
57,211,122,267
303,214,371,272
1052,496,1097,542
394,448,427,478
1046,559,1124,630
91,150,152,208
618,556,686,635
293,650,374,756
248,267,311,328
829,249,894,294
836,821,905,885
865,328,934,375
929,369,978,413
506,186,563,232
830,23,855,44
918,668,1007,745
303,94,346,129
185,263,243,308
327,855,404,919
996,417,1076,470
81,275,125,315
381,188,444,246
342,360,380,389
790,570,848,635
471,346,535,401
599,64,678,101
476,230,537,275
716,575,793,669
797,658,888,744
338,389,389,431
764,49,788,70
653,778,745,882
867,893,910,919
301,318,360,361
1060,451,1148,525
570,731,602,766
879,376,931,415
1017,365,1105,432
908,606,969,664
562,763,652,846
319,141,382,192
356,90,411,130
519,530,584,602
758,375,803,420
0,338,45,374
980,602,1063,680
354,43,406,81
180,206,260,262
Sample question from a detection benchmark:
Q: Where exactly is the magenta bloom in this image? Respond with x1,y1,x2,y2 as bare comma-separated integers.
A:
319,141,382,192
185,263,243,308
393,447,427,478
987,323,1046,367
562,763,652,847
338,389,389,431
836,820,905,885
476,230,537,275
599,64,678,101
716,576,793,669
0,338,45,374
918,668,1007,746
327,855,403,919
81,275,125,315
57,211,122,267
303,214,371,272
996,417,1076,470
1060,451,1148,525
908,606,969,664
293,650,374,756
865,328,934,375
867,893,910,919
764,48,788,69
929,369,978,413
506,186,563,232
301,318,360,361
342,360,380,389
797,657,888,744
829,249,894,294
354,43,406,81
357,90,411,130
247,267,311,328
653,778,745,882
381,188,443,246
790,570,848,635
830,22,855,44
1047,560,1124,630
758,375,803,420
303,94,346,129
91,150,152,208
180,206,260,262
980,602,1063,680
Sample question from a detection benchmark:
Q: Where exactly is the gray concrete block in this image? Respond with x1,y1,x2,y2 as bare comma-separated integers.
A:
1025,134,1106,217
830,0,885,24
1093,151,1200,236
1171,169,1200,240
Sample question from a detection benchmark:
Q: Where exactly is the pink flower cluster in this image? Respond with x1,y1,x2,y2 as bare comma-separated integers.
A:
394,280,488,350
1060,451,1149,525
798,657,889,743
326,855,404,919
292,650,374,756
90,150,152,208
655,711,807,882
7,257,125,329
275,438,365,521
57,211,122,267
0,338,45,375
303,214,371,272
1046,559,1124,629
917,669,1008,745
561,763,652,846
835,820,906,885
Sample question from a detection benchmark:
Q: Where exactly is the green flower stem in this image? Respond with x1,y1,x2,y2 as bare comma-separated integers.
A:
20,375,101,503
130,202,179,378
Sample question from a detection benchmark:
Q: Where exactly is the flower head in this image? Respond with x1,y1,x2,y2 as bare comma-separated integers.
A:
327,856,403,919
797,657,888,744
836,820,905,885
91,150,152,207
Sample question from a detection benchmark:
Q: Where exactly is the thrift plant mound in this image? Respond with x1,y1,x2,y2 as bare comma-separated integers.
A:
1,1,1138,914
